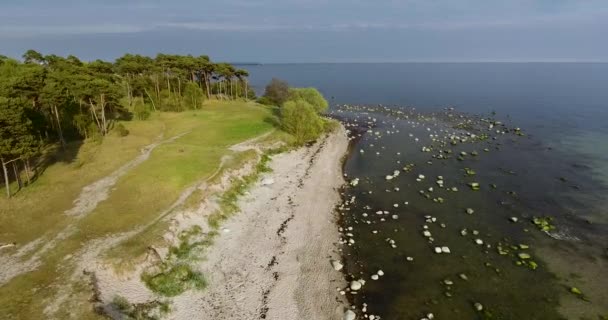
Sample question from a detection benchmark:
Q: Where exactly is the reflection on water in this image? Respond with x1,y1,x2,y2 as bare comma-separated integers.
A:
333,105,608,320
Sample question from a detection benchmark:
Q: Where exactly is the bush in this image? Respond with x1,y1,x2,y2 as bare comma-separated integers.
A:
86,122,103,142
280,99,324,144
262,78,289,106
133,97,151,120
256,96,274,106
288,87,328,113
142,264,206,297
115,123,130,137
183,82,205,110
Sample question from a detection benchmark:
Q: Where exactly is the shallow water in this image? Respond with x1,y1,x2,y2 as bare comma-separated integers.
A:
246,63,608,319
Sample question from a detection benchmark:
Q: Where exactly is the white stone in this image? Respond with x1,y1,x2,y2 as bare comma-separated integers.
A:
331,260,344,271
441,246,451,253
261,178,275,185
343,309,357,320
350,281,362,291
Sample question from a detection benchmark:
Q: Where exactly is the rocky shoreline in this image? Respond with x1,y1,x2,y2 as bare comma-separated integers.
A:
167,124,351,319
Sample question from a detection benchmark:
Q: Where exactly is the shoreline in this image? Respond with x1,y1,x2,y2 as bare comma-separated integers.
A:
168,124,350,319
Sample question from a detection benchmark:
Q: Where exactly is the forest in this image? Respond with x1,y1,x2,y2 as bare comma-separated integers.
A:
0,51,254,198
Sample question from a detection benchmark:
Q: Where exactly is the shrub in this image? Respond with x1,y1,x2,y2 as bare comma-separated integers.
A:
256,96,274,106
183,82,205,110
288,87,328,113
133,97,151,120
280,99,324,144
142,264,206,297
262,78,289,106
86,122,103,142
115,123,130,137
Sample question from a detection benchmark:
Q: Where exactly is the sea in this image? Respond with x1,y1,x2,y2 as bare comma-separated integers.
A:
246,63,608,320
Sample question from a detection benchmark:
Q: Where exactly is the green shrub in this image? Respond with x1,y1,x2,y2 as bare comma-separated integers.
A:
183,82,205,110
288,87,329,113
142,264,206,297
114,123,130,137
112,295,131,312
280,99,324,144
256,96,274,106
86,122,103,142
133,97,151,120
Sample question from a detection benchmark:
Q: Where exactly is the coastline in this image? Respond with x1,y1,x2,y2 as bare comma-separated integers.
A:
169,124,350,319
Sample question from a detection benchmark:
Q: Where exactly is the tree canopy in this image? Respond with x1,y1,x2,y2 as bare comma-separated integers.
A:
288,87,328,113
262,78,290,106
0,50,254,197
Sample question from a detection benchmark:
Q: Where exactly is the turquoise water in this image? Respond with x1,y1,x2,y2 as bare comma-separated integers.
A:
246,63,608,319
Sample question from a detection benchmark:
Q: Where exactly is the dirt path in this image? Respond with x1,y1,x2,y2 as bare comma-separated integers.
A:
0,132,189,286
169,126,349,319
65,132,190,217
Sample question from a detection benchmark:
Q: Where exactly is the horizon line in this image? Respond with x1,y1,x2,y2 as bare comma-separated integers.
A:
241,60,608,65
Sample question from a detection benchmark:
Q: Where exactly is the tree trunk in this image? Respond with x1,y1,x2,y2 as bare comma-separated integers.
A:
144,88,157,111
178,77,182,97
100,94,107,135
53,105,66,149
1,158,10,198
12,161,21,190
23,158,31,185
126,75,132,107
204,73,211,99
244,80,248,101
89,99,102,133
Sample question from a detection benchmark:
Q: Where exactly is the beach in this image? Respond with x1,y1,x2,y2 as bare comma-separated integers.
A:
166,125,349,319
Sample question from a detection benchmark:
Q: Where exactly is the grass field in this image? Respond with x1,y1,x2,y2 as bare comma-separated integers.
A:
0,100,277,319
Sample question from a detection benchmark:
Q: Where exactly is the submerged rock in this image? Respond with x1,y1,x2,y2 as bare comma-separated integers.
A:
343,309,357,320
474,302,484,311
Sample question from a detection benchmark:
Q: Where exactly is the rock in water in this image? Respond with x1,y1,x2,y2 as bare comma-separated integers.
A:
350,280,362,291
474,302,483,311
343,309,356,320
331,260,344,271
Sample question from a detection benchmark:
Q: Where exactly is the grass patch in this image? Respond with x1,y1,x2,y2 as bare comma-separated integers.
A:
182,188,205,211
0,100,276,319
141,264,207,297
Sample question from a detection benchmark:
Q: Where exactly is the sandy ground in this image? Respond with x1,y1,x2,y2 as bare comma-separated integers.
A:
169,126,349,320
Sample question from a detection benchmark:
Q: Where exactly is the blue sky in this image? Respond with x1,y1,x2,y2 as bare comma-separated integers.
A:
1,0,607,62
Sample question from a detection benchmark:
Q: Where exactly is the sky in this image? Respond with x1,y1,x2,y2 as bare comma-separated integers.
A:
0,0,607,62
